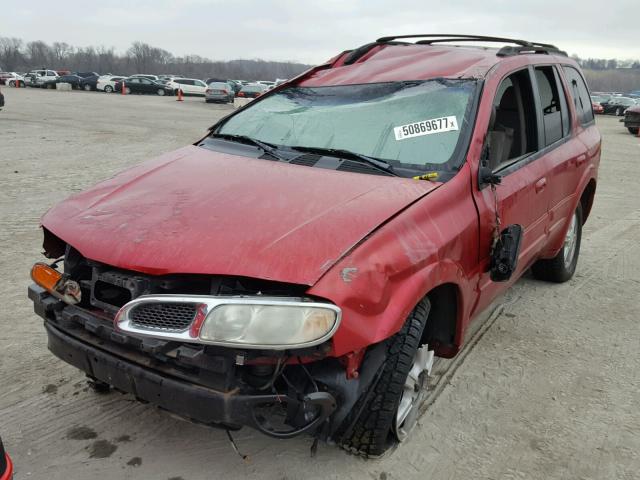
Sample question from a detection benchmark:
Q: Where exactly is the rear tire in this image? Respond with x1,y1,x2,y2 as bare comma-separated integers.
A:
531,203,582,283
125,87,131,95
104,85,113,93
339,299,433,457
84,84,92,91
615,107,623,116
629,127,639,135
157,89,166,96
8,80,15,87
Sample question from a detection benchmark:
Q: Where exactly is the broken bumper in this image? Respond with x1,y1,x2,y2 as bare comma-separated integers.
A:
29,284,337,438
44,321,336,437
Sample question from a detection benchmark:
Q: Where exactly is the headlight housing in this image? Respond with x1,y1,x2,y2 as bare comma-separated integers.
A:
115,295,341,350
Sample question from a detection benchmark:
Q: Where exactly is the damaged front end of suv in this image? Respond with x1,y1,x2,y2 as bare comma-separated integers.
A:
29,230,390,443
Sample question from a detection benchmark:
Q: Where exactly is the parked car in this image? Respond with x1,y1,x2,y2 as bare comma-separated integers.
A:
73,71,99,79
54,74,83,89
25,69,58,87
205,82,235,103
0,72,24,87
129,74,160,81
165,78,208,96
28,35,600,458
237,83,267,98
79,74,100,91
114,77,174,96
622,105,640,134
206,78,242,94
601,96,636,116
592,101,604,114
96,75,125,93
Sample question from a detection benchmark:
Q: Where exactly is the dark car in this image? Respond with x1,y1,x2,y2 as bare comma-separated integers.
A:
74,71,99,78
601,96,636,116
114,77,174,96
237,83,267,98
79,74,100,91
622,105,640,134
55,74,83,89
29,34,600,458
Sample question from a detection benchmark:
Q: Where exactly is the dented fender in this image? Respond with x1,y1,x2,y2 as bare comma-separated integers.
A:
309,165,480,357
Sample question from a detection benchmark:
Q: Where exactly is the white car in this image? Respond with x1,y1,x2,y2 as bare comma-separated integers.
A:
0,72,25,87
26,69,58,87
166,78,208,96
96,75,126,93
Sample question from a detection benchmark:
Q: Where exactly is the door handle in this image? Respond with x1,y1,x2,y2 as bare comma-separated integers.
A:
576,154,587,167
535,177,547,193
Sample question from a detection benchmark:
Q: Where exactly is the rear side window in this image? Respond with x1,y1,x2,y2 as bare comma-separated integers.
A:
563,66,594,125
534,66,569,146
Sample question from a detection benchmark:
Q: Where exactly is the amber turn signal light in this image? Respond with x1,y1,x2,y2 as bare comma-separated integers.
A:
31,262,63,292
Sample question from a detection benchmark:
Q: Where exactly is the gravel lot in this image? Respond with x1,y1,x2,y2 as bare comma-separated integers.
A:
1,87,639,480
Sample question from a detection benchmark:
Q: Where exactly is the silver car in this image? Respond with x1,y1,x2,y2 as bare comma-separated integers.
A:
205,82,235,103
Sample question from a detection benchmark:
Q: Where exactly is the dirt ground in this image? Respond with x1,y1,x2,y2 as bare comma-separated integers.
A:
1,87,639,480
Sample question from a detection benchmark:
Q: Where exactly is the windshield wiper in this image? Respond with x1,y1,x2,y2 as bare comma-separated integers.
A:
210,133,290,162
289,146,398,176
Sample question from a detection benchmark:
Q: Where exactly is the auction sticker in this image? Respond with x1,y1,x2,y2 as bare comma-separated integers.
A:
394,116,459,141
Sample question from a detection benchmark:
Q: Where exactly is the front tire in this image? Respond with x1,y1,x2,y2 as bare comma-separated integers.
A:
104,85,113,93
8,80,15,87
531,204,582,282
339,299,433,457
157,88,166,96
84,84,92,91
616,107,623,116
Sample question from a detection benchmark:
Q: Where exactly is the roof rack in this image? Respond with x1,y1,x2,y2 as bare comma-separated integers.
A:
343,34,566,64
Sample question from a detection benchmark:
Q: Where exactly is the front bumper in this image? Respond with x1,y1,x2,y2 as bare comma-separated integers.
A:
29,284,340,438
44,321,335,437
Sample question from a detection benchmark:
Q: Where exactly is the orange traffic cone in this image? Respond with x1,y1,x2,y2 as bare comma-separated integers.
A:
121,81,126,95
176,88,184,102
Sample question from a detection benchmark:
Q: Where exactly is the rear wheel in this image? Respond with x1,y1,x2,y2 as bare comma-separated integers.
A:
83,84,92,91
125,87,131,94
157,88,166,96
615,107,624,116
339,299,433,457
104,85,113,93
531,204,582,282
8,80,15,87
629,127,639,135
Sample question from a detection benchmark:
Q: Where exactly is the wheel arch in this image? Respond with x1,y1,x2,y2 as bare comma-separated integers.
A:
421,282,462,358
580,178,597,225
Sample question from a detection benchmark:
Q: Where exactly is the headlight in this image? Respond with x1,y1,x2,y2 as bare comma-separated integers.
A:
115,296,341,350
199,304,339,347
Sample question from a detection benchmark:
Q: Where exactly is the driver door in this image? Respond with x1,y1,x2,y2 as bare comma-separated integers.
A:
472,67,550,315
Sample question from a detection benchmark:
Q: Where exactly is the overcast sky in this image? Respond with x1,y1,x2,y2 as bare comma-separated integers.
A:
4,0,639,64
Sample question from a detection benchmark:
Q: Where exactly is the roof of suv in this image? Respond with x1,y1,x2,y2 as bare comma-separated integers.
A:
300,35,569,86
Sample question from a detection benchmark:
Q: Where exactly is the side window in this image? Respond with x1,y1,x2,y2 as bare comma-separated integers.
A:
489,68,538,170
534,66,569,146
562,66,594,125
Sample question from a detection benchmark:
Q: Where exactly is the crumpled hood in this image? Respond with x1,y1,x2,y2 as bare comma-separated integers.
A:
42,145,439,285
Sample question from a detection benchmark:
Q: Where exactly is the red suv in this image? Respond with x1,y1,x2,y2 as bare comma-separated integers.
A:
29,35,600,457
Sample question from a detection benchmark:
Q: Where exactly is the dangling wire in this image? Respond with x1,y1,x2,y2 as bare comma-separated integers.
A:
225,429,249,461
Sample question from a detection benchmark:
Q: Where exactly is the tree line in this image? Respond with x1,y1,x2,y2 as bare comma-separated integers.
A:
0,37,312,81
1,36,638,91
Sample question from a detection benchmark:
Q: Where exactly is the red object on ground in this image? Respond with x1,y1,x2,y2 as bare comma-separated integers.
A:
177,88,183,101
121,81,126,95
0,454,12,480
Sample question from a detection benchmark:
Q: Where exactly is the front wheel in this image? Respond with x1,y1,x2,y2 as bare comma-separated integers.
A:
339,299,433,457
157,88,166,96
125,87,131,94
8,80,15,87
104,85,113,93
616,107,623,116
532,203,582,282
84,84,92,91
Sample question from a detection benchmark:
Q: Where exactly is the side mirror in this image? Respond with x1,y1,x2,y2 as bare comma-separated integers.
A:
490,225,523,282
